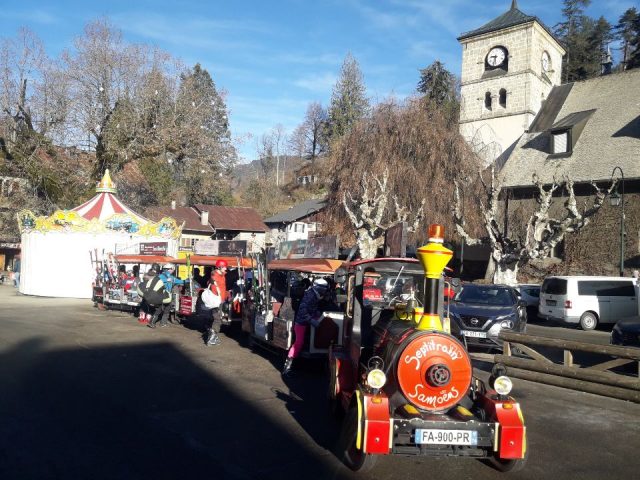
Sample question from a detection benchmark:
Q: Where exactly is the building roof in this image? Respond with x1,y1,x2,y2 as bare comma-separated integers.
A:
194,205,269,232
263,198,327,225
457,1,555,42
145,206,214,233
499,69,640,188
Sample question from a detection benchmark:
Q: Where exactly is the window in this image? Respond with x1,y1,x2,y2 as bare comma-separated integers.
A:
552,130,569,154
499,89,507,108
484,92,492,111
542,278,567,295
578,281,635,297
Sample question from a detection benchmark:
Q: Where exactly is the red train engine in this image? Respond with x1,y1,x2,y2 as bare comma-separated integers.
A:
328,225,527,472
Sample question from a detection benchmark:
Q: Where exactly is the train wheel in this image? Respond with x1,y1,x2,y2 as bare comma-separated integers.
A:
488,450,528,473
335,406,377,472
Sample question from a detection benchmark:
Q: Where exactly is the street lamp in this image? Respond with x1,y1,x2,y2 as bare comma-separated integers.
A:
609,167,625,277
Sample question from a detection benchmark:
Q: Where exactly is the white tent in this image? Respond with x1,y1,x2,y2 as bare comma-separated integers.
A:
18,170,181,298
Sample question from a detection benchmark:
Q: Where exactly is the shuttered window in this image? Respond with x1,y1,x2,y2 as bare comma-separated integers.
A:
552,131,569,154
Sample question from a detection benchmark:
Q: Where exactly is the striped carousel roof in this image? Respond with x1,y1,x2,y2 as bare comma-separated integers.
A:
72,169,148,223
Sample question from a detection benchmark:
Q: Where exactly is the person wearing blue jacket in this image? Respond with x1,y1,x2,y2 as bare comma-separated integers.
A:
153,264,185,327
282,278,331,376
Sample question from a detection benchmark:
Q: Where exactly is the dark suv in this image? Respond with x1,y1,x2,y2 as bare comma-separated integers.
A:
449,284,527,349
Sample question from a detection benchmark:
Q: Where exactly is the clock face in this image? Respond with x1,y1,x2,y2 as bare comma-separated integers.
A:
541,51,551,72
487,47,507,67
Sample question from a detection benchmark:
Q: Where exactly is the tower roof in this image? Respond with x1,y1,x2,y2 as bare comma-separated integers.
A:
457,1,556,41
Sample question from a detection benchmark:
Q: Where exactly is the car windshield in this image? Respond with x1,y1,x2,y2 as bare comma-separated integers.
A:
456,285,515,306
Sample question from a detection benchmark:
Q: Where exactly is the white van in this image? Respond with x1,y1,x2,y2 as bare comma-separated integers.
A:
538,276,638,330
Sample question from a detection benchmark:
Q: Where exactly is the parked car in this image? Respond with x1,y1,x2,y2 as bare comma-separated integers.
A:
610,317,640,348
515,284,541,320
538,276,638,330
449,284,527,349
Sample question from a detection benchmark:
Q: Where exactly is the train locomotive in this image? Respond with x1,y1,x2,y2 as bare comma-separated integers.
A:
328,225,527,472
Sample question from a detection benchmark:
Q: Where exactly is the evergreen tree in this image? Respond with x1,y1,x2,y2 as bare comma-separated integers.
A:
554,0,614,82
417,61,457,104
175,64,237,205
615,7,640,70
327,53,369,144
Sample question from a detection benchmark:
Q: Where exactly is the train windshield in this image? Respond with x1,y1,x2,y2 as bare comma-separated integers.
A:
362,265,425,309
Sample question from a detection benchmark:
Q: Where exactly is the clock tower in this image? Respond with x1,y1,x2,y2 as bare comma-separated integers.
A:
458,1,565,164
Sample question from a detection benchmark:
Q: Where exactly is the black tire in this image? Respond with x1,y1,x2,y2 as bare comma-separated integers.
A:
579,311,598,331
335,406,377,472
488,448,528,473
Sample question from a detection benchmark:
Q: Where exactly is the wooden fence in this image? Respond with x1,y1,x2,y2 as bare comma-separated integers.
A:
491,331,640,403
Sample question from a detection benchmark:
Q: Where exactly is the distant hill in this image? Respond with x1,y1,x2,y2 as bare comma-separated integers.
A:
231,155,309,190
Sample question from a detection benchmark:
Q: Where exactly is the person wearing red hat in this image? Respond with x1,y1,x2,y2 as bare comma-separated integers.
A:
204,259,230,345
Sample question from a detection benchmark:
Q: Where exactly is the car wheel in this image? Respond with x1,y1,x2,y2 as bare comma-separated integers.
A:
579,312,598,331
335,406,377,472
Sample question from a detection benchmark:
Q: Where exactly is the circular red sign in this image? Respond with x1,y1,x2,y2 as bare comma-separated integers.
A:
396,332,472,412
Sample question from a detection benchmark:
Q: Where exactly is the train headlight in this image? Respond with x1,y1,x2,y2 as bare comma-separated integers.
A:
493,375,513,396
367,369,387,389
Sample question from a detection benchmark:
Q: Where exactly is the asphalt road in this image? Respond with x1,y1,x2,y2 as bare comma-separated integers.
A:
1,284,639,480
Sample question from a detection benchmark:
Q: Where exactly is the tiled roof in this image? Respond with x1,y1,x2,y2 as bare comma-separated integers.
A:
194,205,269,232
145,206,214,233
499,69,640,188
264,198,327,224
458,2,555,41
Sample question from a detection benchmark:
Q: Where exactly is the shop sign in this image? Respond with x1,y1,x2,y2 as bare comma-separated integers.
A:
139,242,168,255
278,239,307,259
194,239,218,255
217,240,247,256
304,235,339,259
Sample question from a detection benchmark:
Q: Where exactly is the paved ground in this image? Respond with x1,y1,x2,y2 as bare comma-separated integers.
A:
1,285,639,480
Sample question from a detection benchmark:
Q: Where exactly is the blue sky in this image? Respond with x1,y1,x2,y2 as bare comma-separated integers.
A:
2,0,633,161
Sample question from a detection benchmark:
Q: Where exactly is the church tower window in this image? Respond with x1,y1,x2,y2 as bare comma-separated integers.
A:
484,92,493,111
499,89,507,108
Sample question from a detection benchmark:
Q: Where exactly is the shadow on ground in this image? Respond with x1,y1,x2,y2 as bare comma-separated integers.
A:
0,336,350,480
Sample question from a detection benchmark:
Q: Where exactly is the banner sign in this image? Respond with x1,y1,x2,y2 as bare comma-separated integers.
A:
304,235,339,259
278,239,307,259
139,242,168,255
194,239,218,255
217,240,247,256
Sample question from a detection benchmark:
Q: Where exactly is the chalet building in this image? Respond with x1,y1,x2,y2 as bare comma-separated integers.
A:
264,198,326,243
147,203,269,254
457,1,640,278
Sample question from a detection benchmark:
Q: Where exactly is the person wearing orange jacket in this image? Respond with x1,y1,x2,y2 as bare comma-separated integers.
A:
204,259,230,346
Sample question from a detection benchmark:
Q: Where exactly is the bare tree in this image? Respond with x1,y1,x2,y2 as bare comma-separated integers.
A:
453,165,617,285
343,168,424,259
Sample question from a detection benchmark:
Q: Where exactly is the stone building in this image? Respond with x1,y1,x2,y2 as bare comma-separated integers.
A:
458,0,565,164
499,68,640,277
457,0,640,279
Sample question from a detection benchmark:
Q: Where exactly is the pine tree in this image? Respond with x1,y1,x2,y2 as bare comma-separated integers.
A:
327,53,369,144
417,61,456,104
615,7,640,70
555,1,615,81
175,64,237,204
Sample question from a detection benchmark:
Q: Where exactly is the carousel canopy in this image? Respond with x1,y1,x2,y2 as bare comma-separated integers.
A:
72,170,147,223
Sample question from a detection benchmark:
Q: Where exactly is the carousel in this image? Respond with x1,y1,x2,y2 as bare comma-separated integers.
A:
17,170,181,299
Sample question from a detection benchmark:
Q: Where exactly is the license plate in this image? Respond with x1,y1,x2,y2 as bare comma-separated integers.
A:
416,429,478,446
461,330,487,338
546,299,557,306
